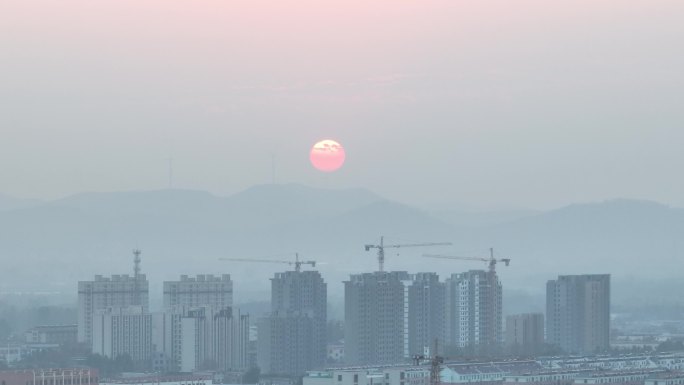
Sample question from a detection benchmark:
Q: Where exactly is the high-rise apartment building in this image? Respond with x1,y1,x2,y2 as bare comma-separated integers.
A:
444,270,502,355
408,273,445,357
92,306,152,365
152,309,182,372
78,273,149,344
546,274,610,354
344,271,410,365
180,307,249,372
257,312,315,376
152,306,249,373
163,274,233,309
505,313,544,356
258,270,327,376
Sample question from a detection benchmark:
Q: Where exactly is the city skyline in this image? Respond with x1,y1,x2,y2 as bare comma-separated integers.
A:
3,231,678,384
2,1,682,383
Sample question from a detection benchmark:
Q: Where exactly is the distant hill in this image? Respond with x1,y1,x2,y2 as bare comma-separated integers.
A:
479,199,684,281
0,186,682,311
428,207,541,227
0,193,41,211
0,184,450,296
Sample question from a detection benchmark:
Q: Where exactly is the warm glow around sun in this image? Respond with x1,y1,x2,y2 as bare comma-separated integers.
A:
310,139,345,172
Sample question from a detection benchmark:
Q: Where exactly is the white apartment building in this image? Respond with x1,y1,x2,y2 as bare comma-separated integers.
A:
444,270,502,355
152,306,249,373
92,306,152,364
78,273,149,344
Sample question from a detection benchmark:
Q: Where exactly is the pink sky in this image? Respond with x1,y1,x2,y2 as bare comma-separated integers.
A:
1,1,683,208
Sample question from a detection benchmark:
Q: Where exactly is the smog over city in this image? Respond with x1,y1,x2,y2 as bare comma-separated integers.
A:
1,1,683,384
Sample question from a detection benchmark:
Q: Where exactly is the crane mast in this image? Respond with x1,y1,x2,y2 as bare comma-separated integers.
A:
412,339,444,385
364,236,451,272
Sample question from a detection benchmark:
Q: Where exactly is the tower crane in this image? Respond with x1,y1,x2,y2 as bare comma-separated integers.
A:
219,253,316,272
412,339,444,385
423,248,510,274
365,236,451,272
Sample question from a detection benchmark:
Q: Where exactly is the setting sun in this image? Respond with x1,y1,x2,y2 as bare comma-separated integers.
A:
310,139,345,172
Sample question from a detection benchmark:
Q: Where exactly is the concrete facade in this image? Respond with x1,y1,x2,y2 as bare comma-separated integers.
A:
444,270,502,355
546,274,610,354
78,274,149,344
258,270,327,376
92,306,152,365
163,274,233,310
408,273,445,358
344,271,410,366
152,306,248,373
505,313,544,356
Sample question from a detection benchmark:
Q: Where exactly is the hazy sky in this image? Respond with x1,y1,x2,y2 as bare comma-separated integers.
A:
2,1,683,209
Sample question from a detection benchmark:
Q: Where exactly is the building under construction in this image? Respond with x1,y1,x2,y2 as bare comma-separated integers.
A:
444,269,503,356
426,249,508,357
219,254,327,377
258,268,327,376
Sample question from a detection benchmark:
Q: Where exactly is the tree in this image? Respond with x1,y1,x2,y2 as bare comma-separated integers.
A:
85,353,134,377
0,318,12,341
657,339,684,352
243,367,260,384
16,348,71,369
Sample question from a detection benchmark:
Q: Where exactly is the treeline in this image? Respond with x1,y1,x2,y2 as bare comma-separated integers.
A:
13,344,136,378
0,303,76,341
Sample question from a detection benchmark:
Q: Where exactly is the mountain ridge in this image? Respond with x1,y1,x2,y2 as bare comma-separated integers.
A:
0,185,681,308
